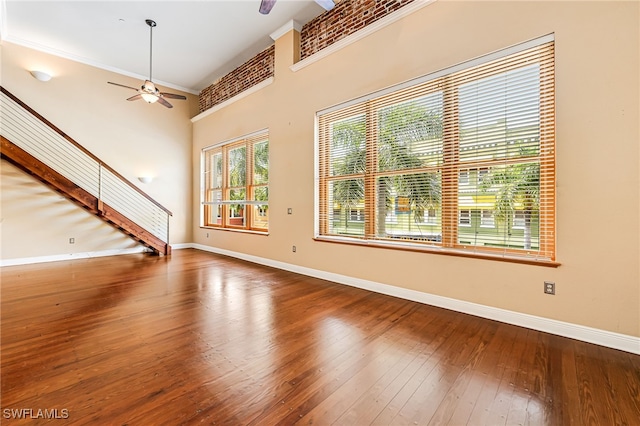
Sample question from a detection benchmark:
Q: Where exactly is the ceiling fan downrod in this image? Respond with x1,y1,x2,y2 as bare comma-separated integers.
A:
146,19,156,82
106,18,187,108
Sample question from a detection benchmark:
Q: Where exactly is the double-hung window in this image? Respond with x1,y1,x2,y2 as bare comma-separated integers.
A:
317,36,555,263
202,130,269,232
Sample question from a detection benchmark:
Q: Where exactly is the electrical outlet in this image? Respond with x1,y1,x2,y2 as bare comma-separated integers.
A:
206,232,209,238
292,245,296,253
69,238,75,244
287,208,293,215
544,281,555,295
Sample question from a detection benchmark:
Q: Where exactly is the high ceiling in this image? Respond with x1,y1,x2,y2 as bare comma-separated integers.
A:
1,1,327,94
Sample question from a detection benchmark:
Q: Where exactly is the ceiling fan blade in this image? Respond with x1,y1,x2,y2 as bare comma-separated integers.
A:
111,20,180,110
160,92,187,100
157,97,173,108
314,0,335,11
108,81,139,91
259,0,276,14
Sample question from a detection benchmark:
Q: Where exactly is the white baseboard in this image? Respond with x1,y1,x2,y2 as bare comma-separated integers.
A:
170,243,194,250
4,242,636,354
0,247,149,267
190,243,640,355
1,243,198,267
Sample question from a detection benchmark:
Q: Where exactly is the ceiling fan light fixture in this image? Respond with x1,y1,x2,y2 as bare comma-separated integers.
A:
108,19,186,108
141,93,159,103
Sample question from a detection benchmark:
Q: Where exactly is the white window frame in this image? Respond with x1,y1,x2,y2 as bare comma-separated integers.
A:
459,210,471,227
480,210,495,228
423,208,438,225
513,210,526,229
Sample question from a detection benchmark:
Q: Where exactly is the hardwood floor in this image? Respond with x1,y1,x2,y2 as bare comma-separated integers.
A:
1,249,639,425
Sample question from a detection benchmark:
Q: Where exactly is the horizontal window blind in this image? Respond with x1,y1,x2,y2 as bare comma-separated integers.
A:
317,36,555,262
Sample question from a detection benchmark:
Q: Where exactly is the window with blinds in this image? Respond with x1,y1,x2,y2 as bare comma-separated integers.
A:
202,130,269,232
316,35,555,263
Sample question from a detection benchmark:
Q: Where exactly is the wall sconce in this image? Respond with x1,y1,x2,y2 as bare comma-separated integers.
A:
30,70,52,82
138,176,153,184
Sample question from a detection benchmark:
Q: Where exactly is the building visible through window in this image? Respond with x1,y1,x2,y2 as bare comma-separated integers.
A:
317,36,555,262
202,131,269,232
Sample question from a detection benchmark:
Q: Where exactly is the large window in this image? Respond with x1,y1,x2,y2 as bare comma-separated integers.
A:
317,36,555,262
202,130,269,232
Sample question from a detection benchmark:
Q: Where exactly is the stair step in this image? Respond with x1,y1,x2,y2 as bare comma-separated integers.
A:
1,96,172,258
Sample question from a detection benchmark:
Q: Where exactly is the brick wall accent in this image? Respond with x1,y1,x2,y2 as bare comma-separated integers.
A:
198,1,415,114
199,45,275,113
300,0,416,60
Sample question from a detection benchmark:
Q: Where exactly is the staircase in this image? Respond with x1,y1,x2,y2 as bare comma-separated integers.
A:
0,87,172,255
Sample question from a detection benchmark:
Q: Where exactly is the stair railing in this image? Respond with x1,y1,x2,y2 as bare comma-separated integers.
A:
0,87,172,249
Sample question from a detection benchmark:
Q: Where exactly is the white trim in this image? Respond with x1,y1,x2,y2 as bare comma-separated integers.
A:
0,244,196,266
0,0,8,42
1,39,197,95
270,20,302,41
170,243,193,250
191,77,274,122
189,243,640,355
291,0,436,73
0,247,150,267
480,210,495,228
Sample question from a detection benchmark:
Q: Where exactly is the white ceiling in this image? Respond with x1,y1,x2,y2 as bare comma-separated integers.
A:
1,0,327,94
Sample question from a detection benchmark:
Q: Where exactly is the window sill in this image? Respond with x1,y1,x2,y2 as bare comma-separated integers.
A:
313,236,560,267
201,226,268,236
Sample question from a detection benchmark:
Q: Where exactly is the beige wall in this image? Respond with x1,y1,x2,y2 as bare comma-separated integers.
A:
1,42,197,260
192,1,640,337
1,160,142,258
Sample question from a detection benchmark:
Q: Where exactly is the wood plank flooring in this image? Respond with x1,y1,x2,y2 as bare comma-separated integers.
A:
1,249,639,425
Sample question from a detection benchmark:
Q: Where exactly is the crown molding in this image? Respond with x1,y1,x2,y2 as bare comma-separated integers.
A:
270,19,302,41
291,0,436,72
191,77,274,122
0,0,8,42
2,37,198,95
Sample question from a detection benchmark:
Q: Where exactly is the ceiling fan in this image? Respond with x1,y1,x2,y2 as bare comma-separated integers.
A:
259,0,335,15
108,19,186,109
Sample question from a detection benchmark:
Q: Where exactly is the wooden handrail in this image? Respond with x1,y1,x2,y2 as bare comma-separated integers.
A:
1,136,170,254
0,86,172,216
